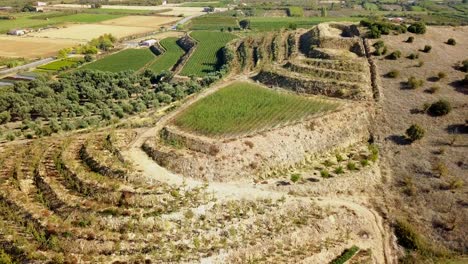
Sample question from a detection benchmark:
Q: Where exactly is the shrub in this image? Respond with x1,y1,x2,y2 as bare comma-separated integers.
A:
406,124,425,142
334,166,344,174
394,219,427,251
407,53,419,60
347,161,357,171
336,154,344,162
460,59,468,72
330,246,360,264
407,76,424,89
0,249,13,264
387,69,400,78
320,170,330,178
428,100,451,116
360,159,370,167
432,161,448,178
407,22,426,34
0,111,11,124
368,25,381,39
290,173,301,183
422,45,432,53
369,144,379,162
406,36,414,43
427,86,440,94
387,50,401,60
447,38,456,45
463,74,468,85
417,60,424,67
437,72,446,80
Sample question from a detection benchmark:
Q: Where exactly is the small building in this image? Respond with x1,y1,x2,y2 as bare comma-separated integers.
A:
140,39,157,46
7,29,26,36
162,0,167,5
387,17,405,23
36,1,47,6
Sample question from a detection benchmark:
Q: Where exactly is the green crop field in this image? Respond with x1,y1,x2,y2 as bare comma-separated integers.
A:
173,81,339,136
187,15,239,30
288,7,304,17
81,49,155,72
249,17,361,31
149,37,185,73
36,58,82,71
180,31,236,77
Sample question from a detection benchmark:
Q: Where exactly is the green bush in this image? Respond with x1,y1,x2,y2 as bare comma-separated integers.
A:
290,173,301,183
394,219,427,251
360,159,370,167
320,170,330,178
428,100,451,116
427,86,440,94
334,166,344,174
407,76,424,89
422,45,432,53
0,111,11,124
437,72,446,80
447,38,456,45
347,161,357,171
407,22,426,34
406,36,414,43
387,69,400,78
463,74,468,85
330,245,360,264
407,53,419,60
387,50,401,60
460,59,468,72
0,249,13,264
406,124,425,142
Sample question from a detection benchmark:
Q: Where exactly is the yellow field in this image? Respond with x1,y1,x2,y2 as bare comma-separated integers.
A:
100,15,180,28
0,36,81,58
29,24,156,41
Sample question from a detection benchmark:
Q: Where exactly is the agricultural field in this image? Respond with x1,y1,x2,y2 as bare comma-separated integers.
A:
35,57,82,73
81,48,155,72
149,37,185,73
29,23,155,41
249,16,362,31
187,15,239,30
0,35,80,58
180,30,236,76
100,15,180,28
173,81,338,136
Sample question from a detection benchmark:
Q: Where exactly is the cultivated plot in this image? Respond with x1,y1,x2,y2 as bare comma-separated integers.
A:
149,37,185,73
81,48,155,72
173,81,339,137
0,36,81,58
99,15,180,28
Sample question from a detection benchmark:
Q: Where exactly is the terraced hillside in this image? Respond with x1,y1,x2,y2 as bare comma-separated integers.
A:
0,22,397,263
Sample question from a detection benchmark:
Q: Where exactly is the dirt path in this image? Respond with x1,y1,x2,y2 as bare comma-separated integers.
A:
121,77,396,263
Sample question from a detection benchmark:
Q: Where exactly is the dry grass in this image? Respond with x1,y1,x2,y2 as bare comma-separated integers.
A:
374,26,468,254
0,36,81,58
29,24,155,41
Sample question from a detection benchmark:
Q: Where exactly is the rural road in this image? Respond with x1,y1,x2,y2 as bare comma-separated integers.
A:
0,57,54,76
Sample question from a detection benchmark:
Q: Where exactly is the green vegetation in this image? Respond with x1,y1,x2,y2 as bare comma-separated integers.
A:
250,17,361,31
406,124,425,142
290,173,301,183
408,22,427,34
188,15,239,30
428,100,452,116
387,50,401,60
447,38,456,45
173,82,338,136
180,31,236,77
149,38,185,73
407,76,424,89
387,70,400,78
82,49,155,72
287,7,304,17
330,245,360,264
36,58,83,72
422,45,432,53
363,2,379,11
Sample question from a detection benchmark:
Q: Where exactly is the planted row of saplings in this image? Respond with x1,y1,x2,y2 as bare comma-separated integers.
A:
300,58,365,72
255,67,364,99
285,61,366,83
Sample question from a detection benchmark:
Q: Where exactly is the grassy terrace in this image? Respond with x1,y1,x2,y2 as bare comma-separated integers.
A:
149,37,185,73
180,31,237,77
173,81,339,137
81,48,155,72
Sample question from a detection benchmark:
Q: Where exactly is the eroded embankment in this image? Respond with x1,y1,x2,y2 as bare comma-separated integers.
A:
143,103,373,181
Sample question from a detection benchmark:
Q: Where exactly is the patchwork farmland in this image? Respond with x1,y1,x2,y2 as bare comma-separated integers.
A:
149,37,185,73
82,48,155,72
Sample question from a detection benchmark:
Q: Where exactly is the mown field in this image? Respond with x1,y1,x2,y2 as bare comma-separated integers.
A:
149,37,185,73
187,15,239,30
173,81,339,136
81,48,155,72
180,31,236,77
